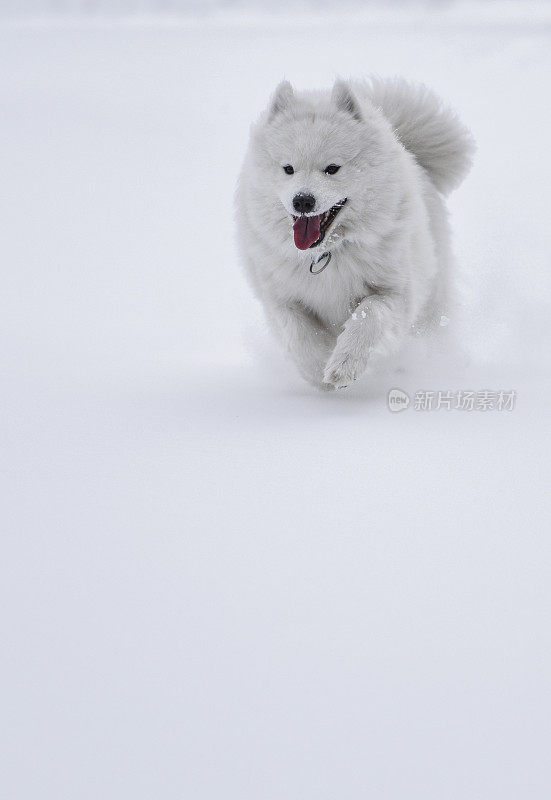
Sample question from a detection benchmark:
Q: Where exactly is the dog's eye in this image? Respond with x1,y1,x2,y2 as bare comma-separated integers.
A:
283,165,294,175
324,164,341,175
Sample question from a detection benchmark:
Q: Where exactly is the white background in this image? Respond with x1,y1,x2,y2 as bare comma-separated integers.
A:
1,2,550,798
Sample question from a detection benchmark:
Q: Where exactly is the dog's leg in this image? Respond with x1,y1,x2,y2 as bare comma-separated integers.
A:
323,293,407,388
265,301,336,388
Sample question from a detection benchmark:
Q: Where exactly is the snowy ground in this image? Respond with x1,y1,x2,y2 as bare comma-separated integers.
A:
1,7,551,799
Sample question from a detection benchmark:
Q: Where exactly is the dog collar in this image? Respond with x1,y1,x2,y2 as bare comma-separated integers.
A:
310,251,331,275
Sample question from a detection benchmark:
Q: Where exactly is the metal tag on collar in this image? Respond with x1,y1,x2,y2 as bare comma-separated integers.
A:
310,251,331,275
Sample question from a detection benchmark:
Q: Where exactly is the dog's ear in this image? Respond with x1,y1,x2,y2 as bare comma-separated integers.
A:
268,80,294,120
331,80,362,122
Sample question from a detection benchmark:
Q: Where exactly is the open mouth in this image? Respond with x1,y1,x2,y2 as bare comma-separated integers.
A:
292,199,347,250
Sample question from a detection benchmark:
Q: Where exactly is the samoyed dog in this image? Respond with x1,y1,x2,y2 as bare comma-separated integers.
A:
236,78,474,389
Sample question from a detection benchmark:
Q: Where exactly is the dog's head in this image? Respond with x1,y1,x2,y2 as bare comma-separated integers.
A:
248,79,399,253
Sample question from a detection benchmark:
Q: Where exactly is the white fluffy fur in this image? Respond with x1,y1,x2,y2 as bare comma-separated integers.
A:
235,77,475,389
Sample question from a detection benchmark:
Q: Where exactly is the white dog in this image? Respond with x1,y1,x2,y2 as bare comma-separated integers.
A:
236,78,474,389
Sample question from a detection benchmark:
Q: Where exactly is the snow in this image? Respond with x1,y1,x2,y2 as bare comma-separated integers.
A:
1,7,550,799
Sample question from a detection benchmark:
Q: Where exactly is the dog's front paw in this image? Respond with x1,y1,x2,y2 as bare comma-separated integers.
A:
323,326,373,388
323,352,363,389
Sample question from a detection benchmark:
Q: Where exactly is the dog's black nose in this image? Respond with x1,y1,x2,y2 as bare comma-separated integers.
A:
293,192,316,214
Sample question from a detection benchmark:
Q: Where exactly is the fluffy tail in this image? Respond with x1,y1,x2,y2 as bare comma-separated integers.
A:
367,77,475,195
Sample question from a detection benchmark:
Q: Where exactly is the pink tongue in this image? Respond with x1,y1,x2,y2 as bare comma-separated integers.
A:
293,214,322,250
